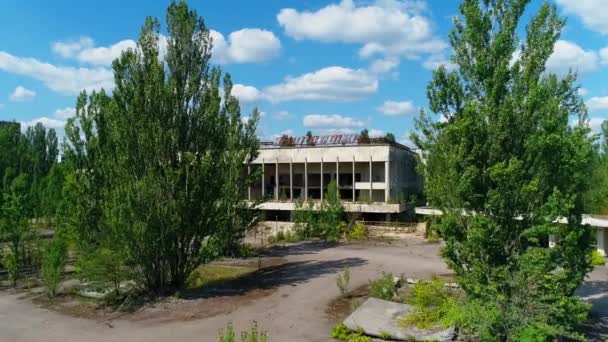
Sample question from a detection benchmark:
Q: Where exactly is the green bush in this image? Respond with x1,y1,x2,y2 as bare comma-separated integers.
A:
78,247,130,296
368,272,396,301
401,276,458,330
336,267,351,297
219,321,268,342
41,238,67,297
347,222,368,240
3,251,17,285
591,250,605,266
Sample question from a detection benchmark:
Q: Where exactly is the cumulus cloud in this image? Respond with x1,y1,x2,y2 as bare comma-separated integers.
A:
546,40,599,75
376,100,415,116
277,0,446,62
9,86,36,102
0,51,113,95
422,54,457,71
368,58,400,74
231,84,263,104
54,107,76,119
264,66,378,102
578,88,590,97
210,28,281,64
368,128,386,137
53,36,135,66
51,37,94,58
587,97,608,112
303,114,366,128
556,0,608,35
21,117,66,131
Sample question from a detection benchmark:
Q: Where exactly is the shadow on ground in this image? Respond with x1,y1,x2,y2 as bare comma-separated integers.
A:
259,241,338,257
577,280,608,341
181,256,367,300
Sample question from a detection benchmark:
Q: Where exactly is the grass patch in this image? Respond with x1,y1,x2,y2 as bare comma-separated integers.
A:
187,264,257,289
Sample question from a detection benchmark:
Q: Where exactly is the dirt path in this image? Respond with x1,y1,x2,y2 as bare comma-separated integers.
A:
0,239,450,342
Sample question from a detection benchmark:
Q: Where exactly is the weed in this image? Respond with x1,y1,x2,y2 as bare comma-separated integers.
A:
400,276,458,330
336,267,351,297
347,222,369,240
369,272,397,301
219,321,268,342
41,238,67,298
591,250,605,266
331,323,370,342
379,330,392,339
3,251,17,286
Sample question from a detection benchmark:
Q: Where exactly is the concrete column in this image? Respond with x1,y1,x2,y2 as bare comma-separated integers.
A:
290,159,293,201
275,159,279,201
304,158,308,201
597,229,607,257
369,155,373,203
248,165,251,201
352,157,355,202
336,157,340,196
320,158,324,201
385,160,390,203
261,159,265,200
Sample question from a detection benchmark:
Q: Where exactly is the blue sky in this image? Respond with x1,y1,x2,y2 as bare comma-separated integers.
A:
0,0,607,145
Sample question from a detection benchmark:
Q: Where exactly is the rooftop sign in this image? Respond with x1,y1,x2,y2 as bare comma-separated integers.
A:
275,134,367,146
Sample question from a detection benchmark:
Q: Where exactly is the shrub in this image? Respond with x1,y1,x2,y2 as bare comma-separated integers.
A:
369,272,397,301
78,247,131,296
41,238,67,297
3,251,17,285
401,276,458,330
336,267,351,297
219,321,268,342
591,250,605,266
331,323,370,341
347,222,368,240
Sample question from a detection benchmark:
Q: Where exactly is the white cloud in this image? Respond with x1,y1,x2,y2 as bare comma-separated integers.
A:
376,100,415,116
315,128,357,135
210,28,281,64
77,40,137,66
546,40,599,75
368,58,400,74
53,36,135,66
9,86,36,102
589,117,606,133
556,0,608,35
587,97,608,111
303,114,366,128
599,47,608,65
368,128,386,137
54,107,75,119
51,37,94,58
0,51,113,95
578,88,589,97
232,84,263,104
422,54,457,71
278,0,446,61
264,66,378,102
273,110,292,120
21,117,65,130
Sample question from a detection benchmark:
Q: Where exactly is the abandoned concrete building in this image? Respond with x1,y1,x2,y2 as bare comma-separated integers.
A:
247,134,423,222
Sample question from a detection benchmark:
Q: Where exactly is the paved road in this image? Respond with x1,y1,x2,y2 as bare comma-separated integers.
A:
0,239,450,342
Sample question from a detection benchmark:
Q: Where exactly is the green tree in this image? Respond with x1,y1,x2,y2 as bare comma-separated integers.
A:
65,1,260,295
359,129,370,144
412,0,595,339
319,180,344,241
41,237,67,298
584,120,608,214
384,132,396,143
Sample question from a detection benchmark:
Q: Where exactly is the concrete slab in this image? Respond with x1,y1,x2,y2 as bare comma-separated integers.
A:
343,297,455,341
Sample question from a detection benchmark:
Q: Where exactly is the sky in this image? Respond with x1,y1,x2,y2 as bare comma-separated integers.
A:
0,0,607,146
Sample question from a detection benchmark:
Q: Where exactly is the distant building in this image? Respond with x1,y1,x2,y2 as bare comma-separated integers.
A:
248,134,423,221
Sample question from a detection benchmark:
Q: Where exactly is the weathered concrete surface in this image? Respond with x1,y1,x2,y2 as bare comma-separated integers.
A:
0,238,451,342
343,297,455,341
577,266,608,341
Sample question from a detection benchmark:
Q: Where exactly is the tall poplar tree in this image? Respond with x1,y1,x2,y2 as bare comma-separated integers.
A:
64,1,260,294
412,0,595,339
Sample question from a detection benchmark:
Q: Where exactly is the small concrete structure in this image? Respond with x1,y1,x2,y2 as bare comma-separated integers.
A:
343,297,455,341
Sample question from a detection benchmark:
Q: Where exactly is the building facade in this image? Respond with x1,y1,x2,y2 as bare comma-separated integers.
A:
248,135,422,221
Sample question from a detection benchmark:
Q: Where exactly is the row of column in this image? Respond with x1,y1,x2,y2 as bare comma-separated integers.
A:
248,157,390,203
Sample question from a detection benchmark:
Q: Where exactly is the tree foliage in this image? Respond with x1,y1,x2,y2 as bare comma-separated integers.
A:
62,1,260,295
584,120,608,214
412,0,595,339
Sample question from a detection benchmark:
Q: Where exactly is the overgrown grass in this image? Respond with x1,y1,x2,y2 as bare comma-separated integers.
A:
331,323,371,342
368,272,397,301
187,264,257,289
400,276,459,330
